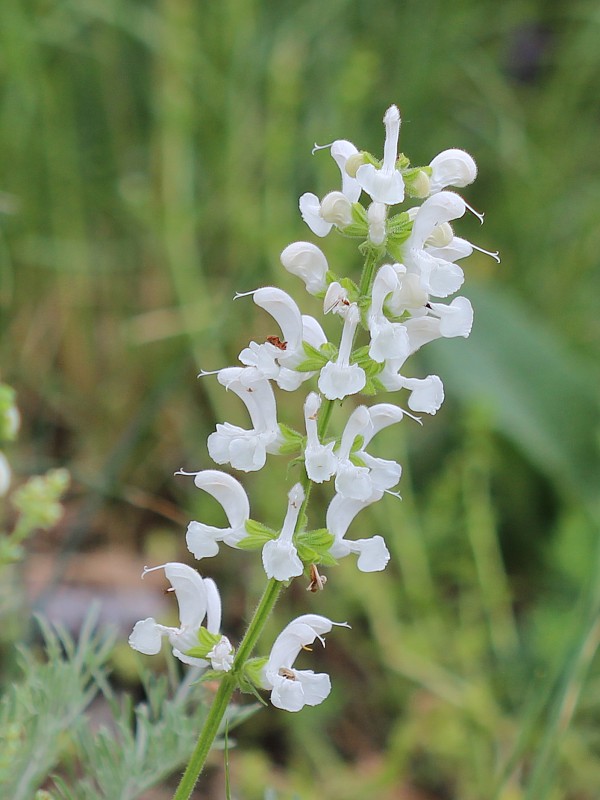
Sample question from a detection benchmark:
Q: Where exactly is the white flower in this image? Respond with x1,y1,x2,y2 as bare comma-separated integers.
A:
207,367,283,471
326,490,390,572
402,191,467,298
323,281,350,316
318,304,366,400
237,287,327,391
367,264,410,363
129,562,232,670
303,392,337,483
428,148,477,194
207,636,235,672
262,483,305,582
356,105,405,205
333,404,404,500
261,614,349,712
280,242,329,295
298,139,363,237
177,469,250,559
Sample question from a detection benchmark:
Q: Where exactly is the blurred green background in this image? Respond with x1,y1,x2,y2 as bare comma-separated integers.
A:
1,0,600,798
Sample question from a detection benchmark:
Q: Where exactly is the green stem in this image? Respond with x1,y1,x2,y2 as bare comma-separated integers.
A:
358,246,381,298
173,579,282,800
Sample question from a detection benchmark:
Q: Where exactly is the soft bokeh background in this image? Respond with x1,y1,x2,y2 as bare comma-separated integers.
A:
1,0,600,798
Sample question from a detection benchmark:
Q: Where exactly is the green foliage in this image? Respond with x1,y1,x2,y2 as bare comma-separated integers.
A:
1,0,600,797
0,614,113,800
0,614,256,800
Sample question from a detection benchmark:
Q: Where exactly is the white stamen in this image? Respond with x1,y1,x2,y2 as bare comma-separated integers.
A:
311,141,333,155
472,243,501,262
141,564,167,578
464,200,485,224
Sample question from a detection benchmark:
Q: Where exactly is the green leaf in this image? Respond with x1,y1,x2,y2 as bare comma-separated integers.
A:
423,283,600,508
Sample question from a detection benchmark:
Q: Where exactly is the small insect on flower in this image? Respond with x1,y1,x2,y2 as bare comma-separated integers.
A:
266,335,287,350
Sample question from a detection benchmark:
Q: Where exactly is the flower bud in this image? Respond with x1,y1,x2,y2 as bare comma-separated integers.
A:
320,191,353,228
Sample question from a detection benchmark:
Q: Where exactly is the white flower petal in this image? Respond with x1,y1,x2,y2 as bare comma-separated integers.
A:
129,618,166,656
208,636,234,672
318,362,366,400
262,539,304,582
331,139,362,202
253,287,304,352
299,192,332,237
429,149,477,194
351,536,390,572
280,241,329,295
162,563,208,630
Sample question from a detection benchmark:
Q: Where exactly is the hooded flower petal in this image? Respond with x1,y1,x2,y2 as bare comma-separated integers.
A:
428,149,477,194
299,192,332,237
368,264,410,363
261,615,349,712
280,241,329,295
331,139,362,202
179,470,250,559
207,368,282,471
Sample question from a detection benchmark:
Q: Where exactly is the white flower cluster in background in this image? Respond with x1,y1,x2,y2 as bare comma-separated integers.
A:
130,105,495,712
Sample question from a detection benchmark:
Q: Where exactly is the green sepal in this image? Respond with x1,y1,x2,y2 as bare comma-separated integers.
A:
296,528,336,565
340,203,368,238
237,519,278,550
396,152,410,169
242,656,269,690
339,277,359,303
340,223,368,239
184,627,223,659
295,341,330,372
361,151,380,167
320,341,339,360
325,269,340,285
387,210,411,235
362,375,384,396
198,669,229,683
349,453,367,468
350,348,385,378
350,434,365,453
278,424,304,455
351,202,368,225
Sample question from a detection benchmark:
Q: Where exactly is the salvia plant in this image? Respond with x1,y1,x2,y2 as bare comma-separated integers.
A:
129,104,498,798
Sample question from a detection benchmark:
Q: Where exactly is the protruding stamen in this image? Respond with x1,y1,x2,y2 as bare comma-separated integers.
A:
464,200,485,224
472,243,501,262
311,141,333,155
141,563,167,579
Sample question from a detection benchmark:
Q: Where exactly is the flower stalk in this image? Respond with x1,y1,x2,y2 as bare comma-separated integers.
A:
126,102,493,798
